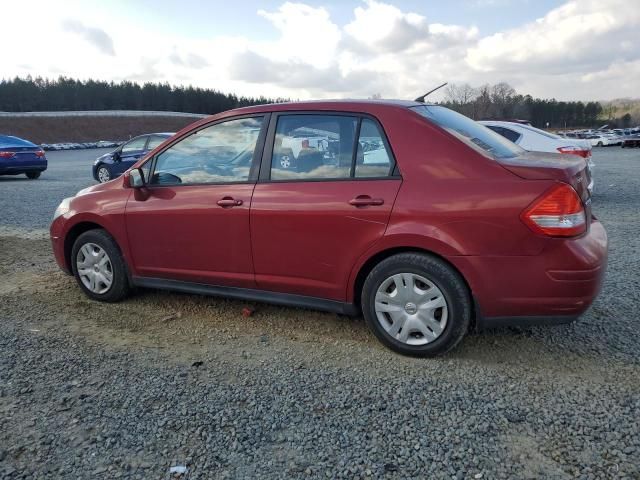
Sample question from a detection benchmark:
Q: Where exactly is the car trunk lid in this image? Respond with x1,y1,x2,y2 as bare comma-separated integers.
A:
498,151,591,200
497,151,592,224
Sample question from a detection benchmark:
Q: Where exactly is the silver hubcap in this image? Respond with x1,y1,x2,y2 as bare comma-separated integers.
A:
375,273,448,346
76,243,113,294
98,168,110,182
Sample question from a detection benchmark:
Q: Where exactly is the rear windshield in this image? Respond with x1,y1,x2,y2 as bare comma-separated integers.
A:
410,105,524,159
518,123,560,139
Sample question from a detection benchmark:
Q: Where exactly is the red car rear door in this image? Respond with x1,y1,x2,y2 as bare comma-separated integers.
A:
250,113,401,301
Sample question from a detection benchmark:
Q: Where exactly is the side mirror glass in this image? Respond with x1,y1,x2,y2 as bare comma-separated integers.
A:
128,168,145,188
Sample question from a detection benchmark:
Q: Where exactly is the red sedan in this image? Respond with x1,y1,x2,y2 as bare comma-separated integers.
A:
50,100,607,356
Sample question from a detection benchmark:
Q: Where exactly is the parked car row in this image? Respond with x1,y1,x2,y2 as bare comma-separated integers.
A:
621,135,640,148
557,127,640,147
42,140,122,151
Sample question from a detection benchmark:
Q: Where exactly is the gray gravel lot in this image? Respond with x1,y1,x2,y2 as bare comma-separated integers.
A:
0,147,639,479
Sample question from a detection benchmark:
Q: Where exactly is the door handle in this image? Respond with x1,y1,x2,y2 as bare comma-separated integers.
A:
349,195,384,207
217,197,243,207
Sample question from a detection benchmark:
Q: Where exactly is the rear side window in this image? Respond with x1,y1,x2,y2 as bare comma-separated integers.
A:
269,114,395,181
355,119,393,178
270,115,357,180
411,105,524,159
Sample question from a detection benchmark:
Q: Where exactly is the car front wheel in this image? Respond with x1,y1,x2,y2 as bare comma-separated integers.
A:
97,166,111,183
71,229,130,302
362,253,471,357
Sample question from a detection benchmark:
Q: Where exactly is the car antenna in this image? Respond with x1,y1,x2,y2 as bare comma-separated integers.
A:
414,82,448,103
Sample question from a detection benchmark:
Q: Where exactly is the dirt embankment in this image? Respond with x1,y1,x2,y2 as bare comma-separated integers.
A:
0,114,203,143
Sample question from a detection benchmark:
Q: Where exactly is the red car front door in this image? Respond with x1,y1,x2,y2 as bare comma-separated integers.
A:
250,113,402,301
125,115,267,288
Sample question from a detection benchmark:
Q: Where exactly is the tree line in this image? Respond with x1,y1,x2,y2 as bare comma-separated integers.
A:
2,76,630,129
441,82,608,129
0,76,283,114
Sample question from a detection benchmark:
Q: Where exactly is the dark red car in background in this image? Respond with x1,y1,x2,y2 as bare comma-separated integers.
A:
50,100,607,356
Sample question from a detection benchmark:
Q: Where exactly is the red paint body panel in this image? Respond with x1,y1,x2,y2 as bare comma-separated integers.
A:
449,220,607,317
124,184,256,288
251,179,401,300
50,100,608,324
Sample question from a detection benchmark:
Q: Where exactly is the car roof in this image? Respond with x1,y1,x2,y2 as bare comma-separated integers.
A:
219,99,426,116
183,99,430,134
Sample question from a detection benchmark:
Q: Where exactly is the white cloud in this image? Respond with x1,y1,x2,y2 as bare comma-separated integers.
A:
0,0,638,102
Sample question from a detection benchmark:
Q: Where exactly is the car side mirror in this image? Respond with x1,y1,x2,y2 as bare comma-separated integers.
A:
126,168,145,188
112,150,121,161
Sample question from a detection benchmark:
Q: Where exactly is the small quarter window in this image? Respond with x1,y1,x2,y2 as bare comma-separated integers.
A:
355,119,393,178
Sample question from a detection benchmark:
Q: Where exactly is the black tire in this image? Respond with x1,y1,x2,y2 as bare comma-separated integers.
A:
71,229,130,302
97,166,111,183
362,253,471,357
597,141,603,147
25,171,41,179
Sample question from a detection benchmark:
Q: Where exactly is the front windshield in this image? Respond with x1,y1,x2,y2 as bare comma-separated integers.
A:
410,105,524,159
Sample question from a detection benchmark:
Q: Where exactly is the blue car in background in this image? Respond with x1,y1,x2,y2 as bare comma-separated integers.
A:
0,135,47,179
92,132,173,183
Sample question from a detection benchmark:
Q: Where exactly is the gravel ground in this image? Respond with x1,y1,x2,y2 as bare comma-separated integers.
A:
0,147,639,479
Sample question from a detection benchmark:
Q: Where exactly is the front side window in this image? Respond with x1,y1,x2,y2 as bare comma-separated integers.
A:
122,136,148,154
411,105,524,159
151,117,263,185
270,115,357,180
355,119,393,178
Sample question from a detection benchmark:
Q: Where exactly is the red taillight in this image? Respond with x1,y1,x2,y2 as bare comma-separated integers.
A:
35,149,45,157
0,151,16,158
521,183,586,237
557,146,590,158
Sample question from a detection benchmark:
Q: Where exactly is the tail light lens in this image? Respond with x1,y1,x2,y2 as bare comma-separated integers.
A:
557,146,590,158
521,183,586,237
35,149,45,157
0,151,16,158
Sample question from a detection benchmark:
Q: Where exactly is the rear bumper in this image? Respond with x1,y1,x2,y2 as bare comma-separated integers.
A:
451,219,608,323
0,160,47,174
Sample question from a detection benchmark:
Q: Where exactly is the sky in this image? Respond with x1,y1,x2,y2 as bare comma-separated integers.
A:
1,0,638,102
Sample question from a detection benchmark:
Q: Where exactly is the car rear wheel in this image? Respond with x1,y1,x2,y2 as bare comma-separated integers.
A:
97,166,111,183
71,229,130,302
25,171,41,179
362,253,471,357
